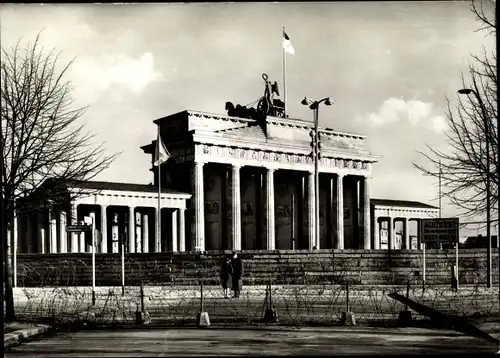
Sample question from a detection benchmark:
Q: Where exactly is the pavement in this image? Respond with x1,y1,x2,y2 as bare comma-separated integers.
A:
4,325,500,356
4,322,51,349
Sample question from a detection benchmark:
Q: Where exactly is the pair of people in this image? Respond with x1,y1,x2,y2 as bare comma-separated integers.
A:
220,251,244,298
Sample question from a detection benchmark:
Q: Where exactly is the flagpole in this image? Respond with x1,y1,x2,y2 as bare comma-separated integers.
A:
283,26,287,118
157,126,161,253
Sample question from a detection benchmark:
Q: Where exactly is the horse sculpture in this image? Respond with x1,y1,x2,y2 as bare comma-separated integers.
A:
257,73,285,118
225,73,286,120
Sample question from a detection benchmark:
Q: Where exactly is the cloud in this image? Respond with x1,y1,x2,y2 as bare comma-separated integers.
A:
432,115,447,132
70,52,164,102
357,97,447,132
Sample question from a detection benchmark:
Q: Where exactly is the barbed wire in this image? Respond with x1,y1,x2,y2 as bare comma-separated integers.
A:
12,255,499,328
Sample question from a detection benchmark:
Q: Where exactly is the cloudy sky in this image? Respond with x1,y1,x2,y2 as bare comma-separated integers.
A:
1,2,496,236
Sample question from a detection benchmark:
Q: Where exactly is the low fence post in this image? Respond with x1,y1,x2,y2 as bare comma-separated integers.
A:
264,279,278,323
140,280,145,313
135,280,150,325
346,283,349,313
398,279,413,326
196,279,210,327
405,280,410,311
200,281,204,313
341,282,355,326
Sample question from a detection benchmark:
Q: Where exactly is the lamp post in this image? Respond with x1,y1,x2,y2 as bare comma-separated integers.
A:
301,96,333,249
458,88,492,288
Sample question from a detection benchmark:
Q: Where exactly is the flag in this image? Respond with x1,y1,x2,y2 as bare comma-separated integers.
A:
154,135,170,166
282,32,295,55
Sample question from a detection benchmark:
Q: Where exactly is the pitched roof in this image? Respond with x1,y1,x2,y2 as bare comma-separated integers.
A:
371,198,438,209
45,179,188,195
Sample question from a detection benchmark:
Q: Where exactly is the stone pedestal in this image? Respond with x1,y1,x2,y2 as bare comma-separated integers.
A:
340,311,356,326
263,307,279,324
196,312,210,327
135,310,151,325
398,310,413,326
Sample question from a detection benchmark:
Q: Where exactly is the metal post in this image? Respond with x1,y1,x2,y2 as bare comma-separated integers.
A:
291,193,295,250
472,90,492,288
346,283,350,312
405,280,410,311
455,241,459,291
121,241,125,296
314,107,320,249
200,281,204,312
92,216,96,306
423,242,426,292
485,106,491,288
268,280,272,309
140,280,144,312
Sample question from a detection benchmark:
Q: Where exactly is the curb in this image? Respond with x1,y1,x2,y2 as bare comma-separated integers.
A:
4,325,51,349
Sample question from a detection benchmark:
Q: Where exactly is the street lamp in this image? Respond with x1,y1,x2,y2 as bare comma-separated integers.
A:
301,96,333,249
458,88,492,288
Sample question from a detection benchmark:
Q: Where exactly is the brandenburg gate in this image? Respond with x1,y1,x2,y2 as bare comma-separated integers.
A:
141,109,381,252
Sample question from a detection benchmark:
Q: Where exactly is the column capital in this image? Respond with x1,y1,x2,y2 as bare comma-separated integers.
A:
194,161,206,167
265,167,275,173
232,164,242,170
337,172,345,178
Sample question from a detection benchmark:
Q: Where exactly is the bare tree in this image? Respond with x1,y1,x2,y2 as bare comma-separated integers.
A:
1,33,119,320
413,0,497,221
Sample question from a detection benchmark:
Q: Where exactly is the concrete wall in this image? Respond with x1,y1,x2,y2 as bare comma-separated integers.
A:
15,249,499,287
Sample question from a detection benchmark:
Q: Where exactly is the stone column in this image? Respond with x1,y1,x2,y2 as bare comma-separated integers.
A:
70,204,79,253
111,213,120,253
128,206,135,253
192,161,205,251
265,168,275,250
231,165,242,251
178,208,186,252
26,216,34,253
89,211,96,252
307,171,315,250
336,174,344,250
171,209,178,252
49,207,57,253
404,217,410,249
142,213,149,253
101,205,108,253
135,211,142,253
13,212,18,256
79,216,86,253
388,217,394,250
37,216,45,254
59,209,67,253
373,216,380,250
361,177,371,249
416,219,422,249
154,208,160,252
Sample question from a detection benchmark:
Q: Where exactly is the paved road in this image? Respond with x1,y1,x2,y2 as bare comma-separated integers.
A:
5,326,500,356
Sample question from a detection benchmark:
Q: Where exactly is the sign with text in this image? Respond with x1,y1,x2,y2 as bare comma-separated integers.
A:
421,218,459,244
66,225,92,233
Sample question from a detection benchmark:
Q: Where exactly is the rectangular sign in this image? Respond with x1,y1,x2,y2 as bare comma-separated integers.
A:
66,224,92,233
420,218,459,244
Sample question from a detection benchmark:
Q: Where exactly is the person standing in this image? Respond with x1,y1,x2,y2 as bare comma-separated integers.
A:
230,251,244,298
220,255,233,299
